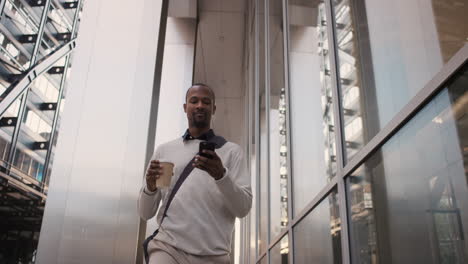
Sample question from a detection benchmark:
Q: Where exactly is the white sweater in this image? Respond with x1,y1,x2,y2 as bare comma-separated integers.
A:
138,137,252,256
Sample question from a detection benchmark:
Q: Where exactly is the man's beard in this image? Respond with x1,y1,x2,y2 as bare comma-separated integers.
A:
191,112,209,128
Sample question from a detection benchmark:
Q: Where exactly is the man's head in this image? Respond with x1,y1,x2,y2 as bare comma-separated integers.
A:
184,83,216,129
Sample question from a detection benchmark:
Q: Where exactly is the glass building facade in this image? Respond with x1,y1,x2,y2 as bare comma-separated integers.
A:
0,0,83,262
240,0,468,263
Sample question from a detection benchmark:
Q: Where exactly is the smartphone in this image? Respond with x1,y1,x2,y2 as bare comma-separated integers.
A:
199,141,216,158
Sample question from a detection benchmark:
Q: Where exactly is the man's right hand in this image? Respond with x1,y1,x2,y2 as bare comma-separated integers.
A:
146,160,161,192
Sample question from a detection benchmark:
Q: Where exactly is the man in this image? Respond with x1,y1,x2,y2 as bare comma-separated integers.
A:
138,83,252,264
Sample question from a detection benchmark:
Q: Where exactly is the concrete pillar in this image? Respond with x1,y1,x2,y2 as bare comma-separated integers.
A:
35,0,164,263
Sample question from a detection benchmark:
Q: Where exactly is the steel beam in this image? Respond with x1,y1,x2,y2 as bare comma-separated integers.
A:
325,0,351,263
254,0,260,261
5,0,54,172
40,53,68,184
281,0,295,263
30,0,53,65
41,0,82,185
0,39,76,115
0,0,6,17
0,199,44,207
264,0,271,263
0,171,46,199
136,0,170,262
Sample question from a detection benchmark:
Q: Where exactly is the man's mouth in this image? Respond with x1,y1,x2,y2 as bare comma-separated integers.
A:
192,112,209,128
194,112,206,118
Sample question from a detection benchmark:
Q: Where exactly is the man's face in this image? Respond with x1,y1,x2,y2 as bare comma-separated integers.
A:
184,85,216,129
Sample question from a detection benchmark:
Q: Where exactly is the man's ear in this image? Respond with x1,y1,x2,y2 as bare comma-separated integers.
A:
183,103,187,113
212,104,216,115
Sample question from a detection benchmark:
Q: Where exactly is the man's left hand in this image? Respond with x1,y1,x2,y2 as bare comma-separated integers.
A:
193,150,225,180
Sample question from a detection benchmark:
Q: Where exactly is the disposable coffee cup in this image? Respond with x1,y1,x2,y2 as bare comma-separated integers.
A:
156,162,174,188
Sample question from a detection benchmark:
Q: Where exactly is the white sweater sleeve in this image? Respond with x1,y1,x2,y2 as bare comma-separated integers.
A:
215,146,252,218
137,147,163,220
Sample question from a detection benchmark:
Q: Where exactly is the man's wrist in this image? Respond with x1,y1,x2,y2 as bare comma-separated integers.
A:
144,185,158,195
214,168,227,181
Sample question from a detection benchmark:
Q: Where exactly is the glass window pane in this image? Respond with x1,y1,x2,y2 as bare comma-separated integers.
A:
0,137,7,160
13,148,23,169
288,0,337,217
269,0,289,240
0,97,22,163
0,0,43,66
21,153,31,173
294,190,342,263
347,65,468,264
332,0,468,161
258,0,268,256
15,102,49,178
10,68,64,180
37,4,68,60
271,235,289,264
37,162,44,182
30,159,39,179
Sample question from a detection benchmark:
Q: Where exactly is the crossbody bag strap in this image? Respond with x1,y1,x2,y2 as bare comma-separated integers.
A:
162,135,227,221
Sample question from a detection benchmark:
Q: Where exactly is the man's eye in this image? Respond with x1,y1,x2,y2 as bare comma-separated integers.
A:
202,99,211,104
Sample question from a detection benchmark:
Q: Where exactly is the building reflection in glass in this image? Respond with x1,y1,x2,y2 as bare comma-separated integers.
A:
288,0,338,218
332,0,468,162
271,235,289,264
294,190,342,263
347,65,468,264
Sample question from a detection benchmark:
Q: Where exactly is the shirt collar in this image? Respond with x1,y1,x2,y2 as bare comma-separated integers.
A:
182,129,215,141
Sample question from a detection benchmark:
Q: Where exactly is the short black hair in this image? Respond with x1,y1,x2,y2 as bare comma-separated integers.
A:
185,83,216,103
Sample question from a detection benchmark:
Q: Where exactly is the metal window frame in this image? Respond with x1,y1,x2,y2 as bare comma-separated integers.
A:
1,2,80,186
0,0,6,18
0,1,82,261
30,0,53,65
254,0,261,261
0,39,76,115
252,0,468,261
42,0,83,184
6,0,53,173
281,0,294,263
242,2,257,261
41,53,70,184
135,0,170,262
325,0,351,262
264,1,271,264
0,1,81,189
341,45,468,180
